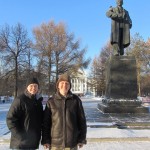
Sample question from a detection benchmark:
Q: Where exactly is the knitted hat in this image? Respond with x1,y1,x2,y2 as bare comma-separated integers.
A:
26,77,39,87
56,73,71,90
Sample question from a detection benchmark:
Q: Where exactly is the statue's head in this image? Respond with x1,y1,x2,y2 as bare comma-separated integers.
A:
116,0,123,6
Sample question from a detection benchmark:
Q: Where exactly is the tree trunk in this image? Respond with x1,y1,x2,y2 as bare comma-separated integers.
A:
14,56,18,98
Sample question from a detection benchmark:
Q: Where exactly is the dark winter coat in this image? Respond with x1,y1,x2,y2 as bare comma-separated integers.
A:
6,91,43,149
106,6,132,48
41,92,87,148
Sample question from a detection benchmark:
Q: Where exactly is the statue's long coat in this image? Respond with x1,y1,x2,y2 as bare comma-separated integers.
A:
106,7,132,48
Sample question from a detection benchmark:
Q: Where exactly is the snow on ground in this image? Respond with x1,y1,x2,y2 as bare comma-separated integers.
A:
1,131,150,150
1,128,150,150
87,127,150,138
0,103,10,136
81,96,103,101
0,99,150,150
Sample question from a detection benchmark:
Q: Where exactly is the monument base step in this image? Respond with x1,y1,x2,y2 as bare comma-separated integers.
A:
98,103,149,113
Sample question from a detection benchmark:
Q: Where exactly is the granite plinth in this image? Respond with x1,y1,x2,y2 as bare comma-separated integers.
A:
105,56,138,99
98,56,148,113
98,100,149,113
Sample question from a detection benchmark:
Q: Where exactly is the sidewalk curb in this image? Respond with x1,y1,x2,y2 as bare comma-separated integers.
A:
0,139,9,144
1,137,150,144
87,137,150,142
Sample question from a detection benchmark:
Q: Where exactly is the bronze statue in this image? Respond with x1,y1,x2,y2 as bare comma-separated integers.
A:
106,0,132,56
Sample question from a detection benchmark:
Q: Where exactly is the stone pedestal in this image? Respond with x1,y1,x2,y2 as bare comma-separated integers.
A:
105,56,137,99
98,56,149,113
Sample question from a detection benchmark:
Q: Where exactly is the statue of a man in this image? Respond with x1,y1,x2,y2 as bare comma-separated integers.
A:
106,0,132,56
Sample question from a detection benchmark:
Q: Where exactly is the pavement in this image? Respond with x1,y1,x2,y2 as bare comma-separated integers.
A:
1,131,150,150
1,99,150,150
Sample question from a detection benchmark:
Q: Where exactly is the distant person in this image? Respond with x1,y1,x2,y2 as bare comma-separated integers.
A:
42,73,87,150
6,77,43,149
106,0,132,56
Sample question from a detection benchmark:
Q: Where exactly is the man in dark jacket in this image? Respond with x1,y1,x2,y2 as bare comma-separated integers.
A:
42,73,87,150
106,0,132,55
6,77,43,149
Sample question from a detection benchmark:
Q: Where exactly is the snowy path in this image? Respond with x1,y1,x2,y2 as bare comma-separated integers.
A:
0,98,150,150
0,103,10,136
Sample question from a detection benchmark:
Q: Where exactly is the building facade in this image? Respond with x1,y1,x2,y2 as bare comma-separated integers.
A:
70,70,96,96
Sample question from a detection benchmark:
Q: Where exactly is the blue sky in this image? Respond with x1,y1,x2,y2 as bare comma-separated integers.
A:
0,0,150,61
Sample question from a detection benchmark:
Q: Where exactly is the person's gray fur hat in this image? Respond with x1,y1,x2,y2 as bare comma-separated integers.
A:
26,77,39,87
56,73,71,90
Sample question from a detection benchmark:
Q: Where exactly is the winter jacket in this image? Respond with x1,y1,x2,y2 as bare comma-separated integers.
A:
41,91,87,148
6,91,43,149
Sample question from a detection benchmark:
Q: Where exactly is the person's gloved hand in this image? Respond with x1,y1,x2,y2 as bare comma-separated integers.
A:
43,143,50,149
78,143,84,148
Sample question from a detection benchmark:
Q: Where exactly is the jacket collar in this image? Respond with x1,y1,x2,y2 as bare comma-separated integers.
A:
55,91,73,100
24,89,36,100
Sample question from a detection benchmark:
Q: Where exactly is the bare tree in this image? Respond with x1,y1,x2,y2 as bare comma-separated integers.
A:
33,20,56,93
89,42,112,96
0,23,31,97
145,38,150,73
53,30,90,80
126,33,150,96
33,20,90,94
141,75,150,96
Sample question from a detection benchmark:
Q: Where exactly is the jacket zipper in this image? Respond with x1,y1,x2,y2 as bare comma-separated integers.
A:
62,98,66,149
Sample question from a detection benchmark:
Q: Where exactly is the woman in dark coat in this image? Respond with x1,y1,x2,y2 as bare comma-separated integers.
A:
6,77,43,149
